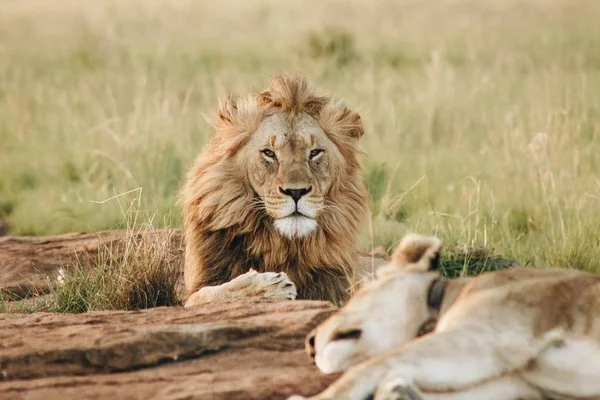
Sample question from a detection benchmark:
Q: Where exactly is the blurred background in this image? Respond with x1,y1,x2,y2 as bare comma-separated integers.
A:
2,0,600,272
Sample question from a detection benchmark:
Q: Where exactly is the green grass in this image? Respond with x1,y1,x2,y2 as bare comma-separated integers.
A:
2,0,600,277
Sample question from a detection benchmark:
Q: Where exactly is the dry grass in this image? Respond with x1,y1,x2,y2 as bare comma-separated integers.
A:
2,0,600,285
3,226,182,313
0,200,183,313
51,227,182,313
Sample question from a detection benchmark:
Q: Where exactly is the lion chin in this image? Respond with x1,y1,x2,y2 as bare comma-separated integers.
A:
273,215,318,239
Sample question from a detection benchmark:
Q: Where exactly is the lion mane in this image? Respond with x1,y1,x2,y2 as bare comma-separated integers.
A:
180,75,368,305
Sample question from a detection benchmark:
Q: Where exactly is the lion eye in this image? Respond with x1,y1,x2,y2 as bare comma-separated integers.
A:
309,149,324,159
261,149,276,160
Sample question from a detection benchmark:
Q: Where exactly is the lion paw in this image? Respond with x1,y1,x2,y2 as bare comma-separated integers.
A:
184,269,297,306
375,376,423,400
226,269,298,300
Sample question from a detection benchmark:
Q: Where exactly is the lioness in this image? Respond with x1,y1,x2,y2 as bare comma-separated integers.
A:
291,234,600,400
181,75,369,307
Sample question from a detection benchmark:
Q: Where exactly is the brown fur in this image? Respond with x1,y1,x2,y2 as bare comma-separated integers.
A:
180,75,368,305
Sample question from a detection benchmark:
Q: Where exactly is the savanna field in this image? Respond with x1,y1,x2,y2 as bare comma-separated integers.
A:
2,0,600,291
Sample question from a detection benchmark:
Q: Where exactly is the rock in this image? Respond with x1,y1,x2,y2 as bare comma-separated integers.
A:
0,231,343,398
0,300,338,399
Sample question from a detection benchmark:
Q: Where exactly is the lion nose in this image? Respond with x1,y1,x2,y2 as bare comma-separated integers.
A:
306,329,316,359
279,186,312,203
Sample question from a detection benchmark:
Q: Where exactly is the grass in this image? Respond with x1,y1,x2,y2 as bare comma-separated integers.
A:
2,0,600,312
2,226,182,313
1,201,182,313
51,227,182,313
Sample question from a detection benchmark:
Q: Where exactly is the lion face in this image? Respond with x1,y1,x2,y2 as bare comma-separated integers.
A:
305,234,442,373
241,112,344,239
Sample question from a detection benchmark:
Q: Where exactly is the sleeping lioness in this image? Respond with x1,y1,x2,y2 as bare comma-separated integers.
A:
292,234,600,400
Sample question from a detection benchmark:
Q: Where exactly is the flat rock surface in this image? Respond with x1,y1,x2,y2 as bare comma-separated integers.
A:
0,300,338,400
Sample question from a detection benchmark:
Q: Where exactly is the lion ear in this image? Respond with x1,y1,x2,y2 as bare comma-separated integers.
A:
341,108,364,140
214,94,261,155
258,90,279,108
217,94,240,126
320,102,365,142
390,234,442,273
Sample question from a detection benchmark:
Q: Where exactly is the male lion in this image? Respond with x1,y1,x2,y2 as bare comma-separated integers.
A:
181,75,368,307
291,234,600,400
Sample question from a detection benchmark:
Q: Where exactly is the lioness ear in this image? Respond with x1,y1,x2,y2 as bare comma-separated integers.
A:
390,234,442,273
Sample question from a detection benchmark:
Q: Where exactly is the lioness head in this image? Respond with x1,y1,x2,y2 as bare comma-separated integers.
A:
306,234,443,373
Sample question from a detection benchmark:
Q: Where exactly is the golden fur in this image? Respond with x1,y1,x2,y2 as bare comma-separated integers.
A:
295,234,600,400
180,75,368,305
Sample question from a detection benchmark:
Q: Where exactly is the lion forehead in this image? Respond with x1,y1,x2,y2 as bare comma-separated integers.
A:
252,113,291,143
249,113,332,150
293,113,329,143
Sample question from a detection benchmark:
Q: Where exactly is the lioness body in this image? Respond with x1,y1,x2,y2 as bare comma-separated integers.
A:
181,75,368,306
297,235,600,400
